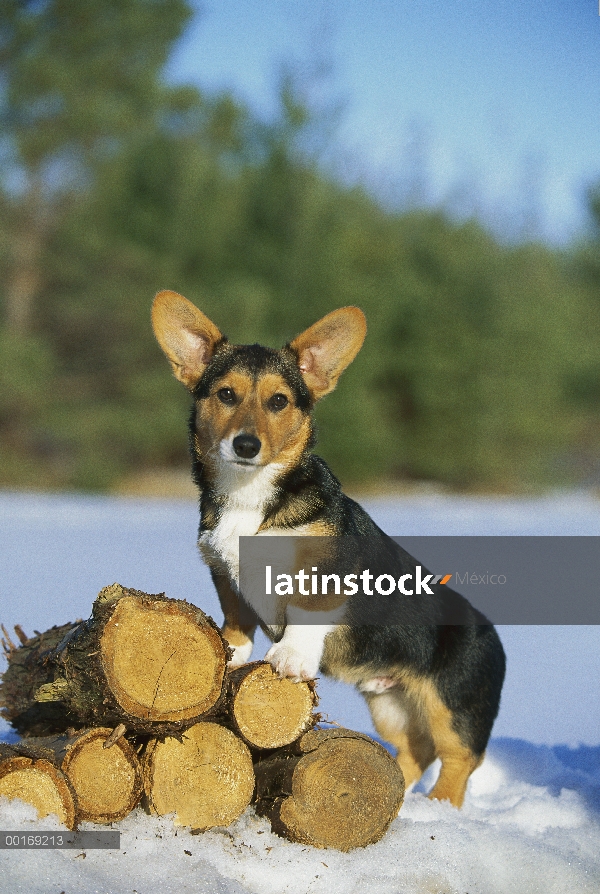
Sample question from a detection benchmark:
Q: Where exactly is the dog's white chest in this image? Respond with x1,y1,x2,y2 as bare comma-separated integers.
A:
199,464,280,583
201,505,264,582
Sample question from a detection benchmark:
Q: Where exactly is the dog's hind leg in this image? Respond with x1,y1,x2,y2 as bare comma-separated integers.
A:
428,748,482,807
365,680,481,806
417,679,482,808
364,687,436,791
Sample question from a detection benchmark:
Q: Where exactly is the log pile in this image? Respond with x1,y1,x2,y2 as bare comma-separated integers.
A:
0,583,404,849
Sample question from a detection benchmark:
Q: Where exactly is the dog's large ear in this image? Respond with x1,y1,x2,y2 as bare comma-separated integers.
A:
289,307,367,401
151,290,223,390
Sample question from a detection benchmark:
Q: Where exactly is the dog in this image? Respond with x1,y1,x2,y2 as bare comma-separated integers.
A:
151,289,506,807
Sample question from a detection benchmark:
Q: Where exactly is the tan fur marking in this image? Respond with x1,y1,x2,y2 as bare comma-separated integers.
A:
287,530,345,612
413,676,479,807
393,674,478,807
364,685,435,789
381,729,434,791
194,370,312,473
212,574,256,650
298,520,337,536
221,625,254,648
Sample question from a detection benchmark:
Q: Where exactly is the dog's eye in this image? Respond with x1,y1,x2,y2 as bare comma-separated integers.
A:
268,393,289,411
217,387,236,405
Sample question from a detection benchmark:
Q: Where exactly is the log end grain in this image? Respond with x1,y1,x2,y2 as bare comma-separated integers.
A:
256,728,405,851
231,663,316,750
143,722,255,831
100,593,227,722
62,728,143,823
0,757,76,829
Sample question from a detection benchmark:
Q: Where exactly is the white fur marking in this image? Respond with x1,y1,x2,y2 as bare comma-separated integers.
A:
265,605,342,681
199,456,345,681
265,625,335,681
227,640,254,667
199,461,282,584
359,677,397,694
367,690,409,732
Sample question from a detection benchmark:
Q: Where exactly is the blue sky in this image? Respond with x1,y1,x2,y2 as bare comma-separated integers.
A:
167,0,600,244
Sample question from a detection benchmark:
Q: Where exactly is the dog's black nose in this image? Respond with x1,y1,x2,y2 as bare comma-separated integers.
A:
232,434,261,459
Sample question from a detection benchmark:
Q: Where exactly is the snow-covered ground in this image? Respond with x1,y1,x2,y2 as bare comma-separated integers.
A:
1,490,599,893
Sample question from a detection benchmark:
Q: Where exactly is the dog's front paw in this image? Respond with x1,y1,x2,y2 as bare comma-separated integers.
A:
226,640,254,668
265,642,319,682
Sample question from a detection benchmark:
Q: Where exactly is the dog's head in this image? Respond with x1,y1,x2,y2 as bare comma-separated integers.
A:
151,290,366,473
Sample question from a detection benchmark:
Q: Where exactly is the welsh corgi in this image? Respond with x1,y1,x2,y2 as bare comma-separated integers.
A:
151,289,505,807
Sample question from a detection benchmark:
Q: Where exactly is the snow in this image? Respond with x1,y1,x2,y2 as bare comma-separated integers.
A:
1,739,599,894
1,490,599,893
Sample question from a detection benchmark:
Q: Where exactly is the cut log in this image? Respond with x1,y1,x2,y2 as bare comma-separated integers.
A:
254,727,405,851
0,621,82,735
7,728,143,823
228,662,317,750
1,584,230,736
0,746,76,829
143,721,255,831
61,727,143,823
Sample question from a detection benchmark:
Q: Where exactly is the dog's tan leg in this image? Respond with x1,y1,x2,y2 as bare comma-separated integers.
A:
364,688,435,790
417,679,481,808
427,748,482,807
211,572,257,665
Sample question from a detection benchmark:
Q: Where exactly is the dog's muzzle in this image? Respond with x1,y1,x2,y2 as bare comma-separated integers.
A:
232,434,261,459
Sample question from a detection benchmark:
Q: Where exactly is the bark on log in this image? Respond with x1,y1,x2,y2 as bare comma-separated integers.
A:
227,662,317,750
254,728,405,851
143,721,255,831
1,584,230,736
7,728,144,823
0,621,82,735
0,745,76,829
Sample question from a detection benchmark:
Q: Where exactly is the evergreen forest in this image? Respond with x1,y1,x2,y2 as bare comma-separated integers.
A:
2,0,600,494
